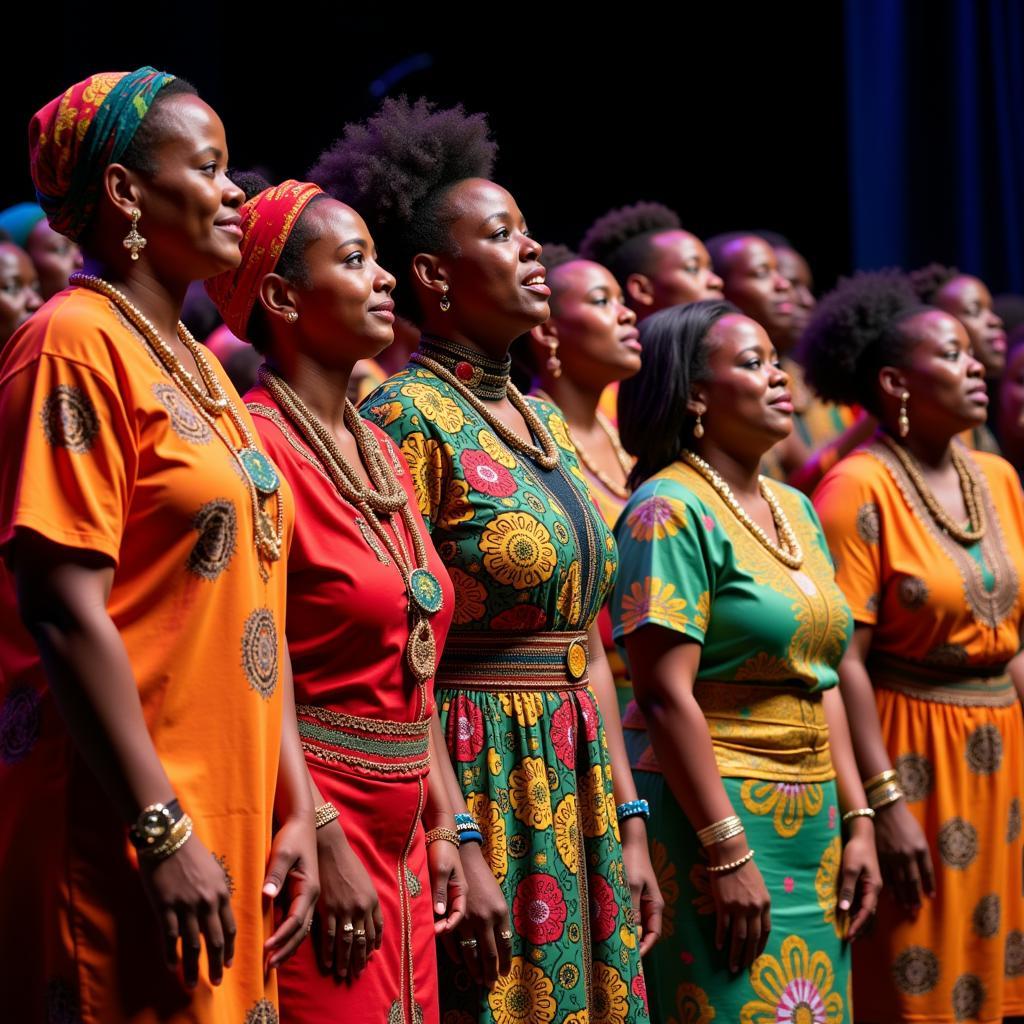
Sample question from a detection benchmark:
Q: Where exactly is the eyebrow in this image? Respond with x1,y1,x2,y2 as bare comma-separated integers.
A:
586,286,611,297
481,211,513,226
337,238,368,250
195,145,224,160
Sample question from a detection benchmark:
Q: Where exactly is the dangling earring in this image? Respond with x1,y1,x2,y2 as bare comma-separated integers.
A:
546,338,562,379
898,391,910,438
123,209,147,261
285,311,299,323
693,412,705,439
439,282,451,313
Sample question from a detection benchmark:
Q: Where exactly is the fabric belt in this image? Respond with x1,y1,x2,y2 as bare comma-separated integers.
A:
624,680,836,783
296,704,430,778
435,630,590,692
869,653,1015,707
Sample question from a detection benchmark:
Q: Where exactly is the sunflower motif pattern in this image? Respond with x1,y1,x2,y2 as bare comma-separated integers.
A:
362,369,644,1022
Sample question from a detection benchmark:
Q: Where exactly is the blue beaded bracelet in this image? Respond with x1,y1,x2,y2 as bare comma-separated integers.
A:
454,813,478,828
616,799,650,822
457,829,484,845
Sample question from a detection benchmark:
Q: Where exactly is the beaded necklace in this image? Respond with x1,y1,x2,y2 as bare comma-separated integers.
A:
411,337,559,471
878,434,986,543
72,274,283,580
534,389,632,499
417,334,511,400
681,449,804,569
257,365,444,684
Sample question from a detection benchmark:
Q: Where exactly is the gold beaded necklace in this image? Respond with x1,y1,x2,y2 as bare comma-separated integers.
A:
681,449,804,569
879,434,986,543
533,390,632,499
411,345,559,471
72,273,283,580
257,366,444,684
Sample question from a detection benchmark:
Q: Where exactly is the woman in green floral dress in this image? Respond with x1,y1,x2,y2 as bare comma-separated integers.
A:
312,97,661,1024
612,301,880,1024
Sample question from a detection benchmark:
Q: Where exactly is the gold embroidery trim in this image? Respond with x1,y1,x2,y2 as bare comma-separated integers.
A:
296,703,430,736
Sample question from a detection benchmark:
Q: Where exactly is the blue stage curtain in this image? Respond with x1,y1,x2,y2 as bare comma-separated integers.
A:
845,0,1024,290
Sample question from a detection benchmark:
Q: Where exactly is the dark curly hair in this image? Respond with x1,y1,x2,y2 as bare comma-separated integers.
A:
539,242,578,275
578,201,681,290
909,262,960,304
798,270,925,413
120,78,199,176
619,300,733,488
230,170,327,353
309,96,497,320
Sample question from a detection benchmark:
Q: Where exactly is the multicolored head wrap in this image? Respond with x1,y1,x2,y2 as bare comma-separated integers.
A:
0,203,46,248
205,180,324,340
29,67,176,242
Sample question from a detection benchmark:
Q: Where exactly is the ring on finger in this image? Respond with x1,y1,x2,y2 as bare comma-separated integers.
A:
354,929,367,942
499,929,513,942
342,922,355,936
459,937,478,948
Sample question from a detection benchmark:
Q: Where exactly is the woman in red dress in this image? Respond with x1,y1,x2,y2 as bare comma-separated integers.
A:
207,176,466,1024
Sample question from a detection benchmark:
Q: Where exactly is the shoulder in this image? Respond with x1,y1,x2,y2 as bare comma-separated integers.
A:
970,448,1020,488
815,447,892,503
618,463,717,543
1,288,129,386
361,364,469,438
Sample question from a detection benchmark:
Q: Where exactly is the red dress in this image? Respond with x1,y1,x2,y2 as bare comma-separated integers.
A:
245,385,454,1024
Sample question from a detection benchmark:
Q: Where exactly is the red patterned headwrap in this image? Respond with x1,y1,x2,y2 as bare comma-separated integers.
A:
29,67,176,242
205,180,324,340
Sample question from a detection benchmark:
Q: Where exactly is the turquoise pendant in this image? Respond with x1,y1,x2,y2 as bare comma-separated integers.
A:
239,448,280,495
409,568,444,615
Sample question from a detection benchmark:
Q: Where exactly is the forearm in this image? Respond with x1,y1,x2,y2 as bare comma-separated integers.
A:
19,575,172,822
274,654,314,823
822,687,871,812
586,624,638,805
425,711,459,828
1010,649,1024,705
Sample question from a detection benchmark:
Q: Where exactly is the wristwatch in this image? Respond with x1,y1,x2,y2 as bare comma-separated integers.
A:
129,799,183,850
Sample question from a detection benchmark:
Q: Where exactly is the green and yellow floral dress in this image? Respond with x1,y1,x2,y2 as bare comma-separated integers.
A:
612,460,853,1024
362,359,648,1024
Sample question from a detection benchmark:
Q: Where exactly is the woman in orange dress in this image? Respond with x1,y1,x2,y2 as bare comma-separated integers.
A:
0,70,317,1023
807,271,1024,1023
207,174,467,1024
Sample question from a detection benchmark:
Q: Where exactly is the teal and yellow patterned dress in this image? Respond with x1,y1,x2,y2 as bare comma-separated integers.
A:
362,357,648,1024
612,460,853,1024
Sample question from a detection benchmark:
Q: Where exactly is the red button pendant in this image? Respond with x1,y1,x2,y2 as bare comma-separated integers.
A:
455,361,476,381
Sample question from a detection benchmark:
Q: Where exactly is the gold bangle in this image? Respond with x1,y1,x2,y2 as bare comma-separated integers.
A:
424,827,460,848
138,814,193,863
696,815,745,847
314,802,340,830
868,783,904,811
841,807,876,824
706,848,755,874
864,769,899,793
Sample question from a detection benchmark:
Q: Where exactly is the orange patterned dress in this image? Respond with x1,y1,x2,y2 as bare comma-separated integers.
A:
0,287,294,1024
815,442,1024,1024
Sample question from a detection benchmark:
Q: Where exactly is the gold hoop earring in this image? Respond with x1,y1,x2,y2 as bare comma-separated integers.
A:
898,391,910,438
546,338,562,379
123,209,147,261
286,311,298,323
693,412,705,439
439,282,451,313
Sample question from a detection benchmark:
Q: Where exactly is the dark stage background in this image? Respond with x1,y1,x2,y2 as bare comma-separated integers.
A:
3,1,1022,296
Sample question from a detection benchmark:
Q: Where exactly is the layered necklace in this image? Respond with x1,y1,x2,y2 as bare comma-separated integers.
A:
72,273,283,580
257,365,444,684
878,434,986,543
534,389,632,499
681,449,804,569
411,336,560,471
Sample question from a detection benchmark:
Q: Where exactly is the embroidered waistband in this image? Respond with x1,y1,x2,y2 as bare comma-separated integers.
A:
296,704,430,778
624,681,835,783
436,631,590,692
869,653,1015,707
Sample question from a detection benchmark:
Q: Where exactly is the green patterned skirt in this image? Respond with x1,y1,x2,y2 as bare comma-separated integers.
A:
437,682,649,1024
628,738,851,1024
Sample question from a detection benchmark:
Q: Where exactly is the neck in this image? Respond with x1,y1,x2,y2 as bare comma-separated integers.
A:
882,426,955,471
83,255,187,342
417,311,515,362
535,373,602,431
270,351,351,433
417,334,511,400
693,440,762,498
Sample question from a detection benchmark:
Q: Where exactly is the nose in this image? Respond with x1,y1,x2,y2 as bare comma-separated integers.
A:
222,174,245,208
375,261,397,294
521,232,542,262
72,247,84,270
707,271,724,293
24,286,43,313
769,361,789,387
773,272,792,293
967,351,986,376
989,309,1004,330
619,302,637,325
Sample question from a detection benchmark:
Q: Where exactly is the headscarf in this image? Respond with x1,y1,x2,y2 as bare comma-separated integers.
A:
0,203,46,248
205,180,324,339
29,67,176,242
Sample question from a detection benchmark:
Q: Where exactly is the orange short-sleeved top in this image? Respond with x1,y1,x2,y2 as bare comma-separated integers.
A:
0,287,294,1021
813,442,1024,668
